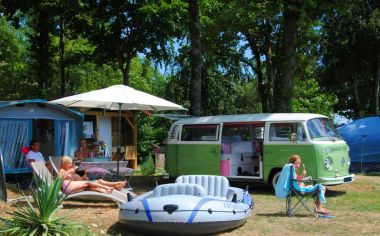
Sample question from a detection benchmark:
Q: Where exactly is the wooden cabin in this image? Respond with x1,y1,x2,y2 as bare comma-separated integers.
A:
81,109,137,169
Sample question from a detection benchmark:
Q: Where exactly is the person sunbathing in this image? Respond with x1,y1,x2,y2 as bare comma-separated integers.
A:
288,155,329,215
59,156,126,194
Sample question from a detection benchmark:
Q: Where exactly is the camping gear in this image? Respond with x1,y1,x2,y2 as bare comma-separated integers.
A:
51,84,186,178
338,117,380,173
275,164,325,217
0,99,83,175
119,175,253,235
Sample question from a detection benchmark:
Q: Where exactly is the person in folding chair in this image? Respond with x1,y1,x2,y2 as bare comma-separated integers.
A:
275,155,331,217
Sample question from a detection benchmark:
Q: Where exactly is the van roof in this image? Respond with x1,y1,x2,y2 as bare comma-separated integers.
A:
173,113,327,124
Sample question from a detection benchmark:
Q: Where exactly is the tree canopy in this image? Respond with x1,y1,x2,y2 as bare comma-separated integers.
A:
0,0,379,156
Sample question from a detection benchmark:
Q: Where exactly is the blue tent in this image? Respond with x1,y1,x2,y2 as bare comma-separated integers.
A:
338,116,380,172
0,99,83,174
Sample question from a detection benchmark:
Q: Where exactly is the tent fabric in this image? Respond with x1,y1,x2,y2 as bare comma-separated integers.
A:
0,119,29,171
338,117,380,171
50,84,186,111
0,100,83,174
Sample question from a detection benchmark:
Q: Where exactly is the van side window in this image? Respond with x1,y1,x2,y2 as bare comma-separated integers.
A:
222,126,250,142
181,124,220,141
269,123,306,141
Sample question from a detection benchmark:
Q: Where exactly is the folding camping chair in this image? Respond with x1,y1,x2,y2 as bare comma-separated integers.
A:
286,165,318,217
276,164,319,217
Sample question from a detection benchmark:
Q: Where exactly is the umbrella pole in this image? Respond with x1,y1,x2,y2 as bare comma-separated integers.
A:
117,103,122,180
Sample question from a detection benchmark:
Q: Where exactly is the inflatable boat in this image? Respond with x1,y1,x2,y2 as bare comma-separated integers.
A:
119,175,253,235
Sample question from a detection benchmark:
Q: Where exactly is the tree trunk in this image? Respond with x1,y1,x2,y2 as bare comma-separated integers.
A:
121,57,132,85
189,0,202,116
264,24,274,112
59,14,66,96
273,0,300,112
353,77,362,118
246,34,268,113
36,9,51,97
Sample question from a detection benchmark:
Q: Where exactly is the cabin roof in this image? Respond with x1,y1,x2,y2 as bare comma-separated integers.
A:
173,113,328,125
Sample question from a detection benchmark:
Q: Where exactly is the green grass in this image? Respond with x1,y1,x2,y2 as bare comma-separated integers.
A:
221,175,380,236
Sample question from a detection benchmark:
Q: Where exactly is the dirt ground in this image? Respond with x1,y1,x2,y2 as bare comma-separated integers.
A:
1,175,380,236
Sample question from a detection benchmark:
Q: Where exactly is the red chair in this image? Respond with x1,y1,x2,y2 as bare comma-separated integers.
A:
21,147,30,156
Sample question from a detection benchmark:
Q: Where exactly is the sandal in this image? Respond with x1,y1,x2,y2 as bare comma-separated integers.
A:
315,208,329,215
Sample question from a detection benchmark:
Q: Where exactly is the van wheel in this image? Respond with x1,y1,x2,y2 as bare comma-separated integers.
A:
271,171,282,190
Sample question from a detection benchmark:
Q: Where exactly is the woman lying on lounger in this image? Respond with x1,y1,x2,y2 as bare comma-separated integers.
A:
288,155,330,215
59,156,126,194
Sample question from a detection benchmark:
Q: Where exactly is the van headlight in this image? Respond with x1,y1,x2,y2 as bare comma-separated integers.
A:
324,156,333,169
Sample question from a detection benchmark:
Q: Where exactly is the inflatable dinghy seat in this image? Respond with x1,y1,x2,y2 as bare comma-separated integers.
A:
175,175,243,201
153,183,207,197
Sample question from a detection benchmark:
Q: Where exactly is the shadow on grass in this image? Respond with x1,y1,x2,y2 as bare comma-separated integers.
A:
326,189,346,198
107,222,143,236
256,213,312,218
63,202,117,209
231,182,275,195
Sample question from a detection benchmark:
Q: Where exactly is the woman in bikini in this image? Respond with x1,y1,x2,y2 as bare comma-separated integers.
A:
288,154,329,215
59,156,126,194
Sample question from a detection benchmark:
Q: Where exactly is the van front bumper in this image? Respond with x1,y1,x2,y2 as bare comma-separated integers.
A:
315,174,355,186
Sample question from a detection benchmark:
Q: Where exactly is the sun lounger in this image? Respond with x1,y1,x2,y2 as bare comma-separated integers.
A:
49,156,62,175
30,161,132,204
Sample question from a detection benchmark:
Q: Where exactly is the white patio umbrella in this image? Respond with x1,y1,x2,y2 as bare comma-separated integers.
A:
50,84,186,178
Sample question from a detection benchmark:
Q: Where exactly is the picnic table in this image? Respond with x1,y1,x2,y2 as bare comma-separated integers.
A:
77,161,133,189
77,161,129,171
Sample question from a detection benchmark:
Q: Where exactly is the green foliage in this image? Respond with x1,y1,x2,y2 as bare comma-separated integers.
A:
320,0,380,118
137,115,170,162
0,16,32,100
141,155,155,176
292,67,337,117
0,175,73,236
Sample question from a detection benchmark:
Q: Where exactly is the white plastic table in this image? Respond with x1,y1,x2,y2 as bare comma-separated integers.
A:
78,161,129,171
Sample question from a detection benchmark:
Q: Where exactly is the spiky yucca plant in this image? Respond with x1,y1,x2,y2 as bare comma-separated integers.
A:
0,174,73,235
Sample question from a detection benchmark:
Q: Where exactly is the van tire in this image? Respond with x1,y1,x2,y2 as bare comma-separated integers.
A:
269,168,282,190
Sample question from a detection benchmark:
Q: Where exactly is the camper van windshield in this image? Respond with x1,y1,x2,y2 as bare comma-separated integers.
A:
307,118,341,141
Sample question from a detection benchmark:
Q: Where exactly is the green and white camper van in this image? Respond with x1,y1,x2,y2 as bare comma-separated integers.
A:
165,113,354,187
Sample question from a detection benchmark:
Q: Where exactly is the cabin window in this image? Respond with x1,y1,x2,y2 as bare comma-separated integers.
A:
269,123,306,141
181,124,220,141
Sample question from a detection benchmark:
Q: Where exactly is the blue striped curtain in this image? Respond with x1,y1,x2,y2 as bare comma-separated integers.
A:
55,120,76,157
0,119,29,170
56,120,69,156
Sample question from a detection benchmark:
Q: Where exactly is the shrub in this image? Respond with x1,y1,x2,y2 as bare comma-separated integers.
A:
0,175,74,235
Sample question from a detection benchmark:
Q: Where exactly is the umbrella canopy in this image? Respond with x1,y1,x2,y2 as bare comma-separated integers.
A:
50,84,186,179
50,84,186,111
